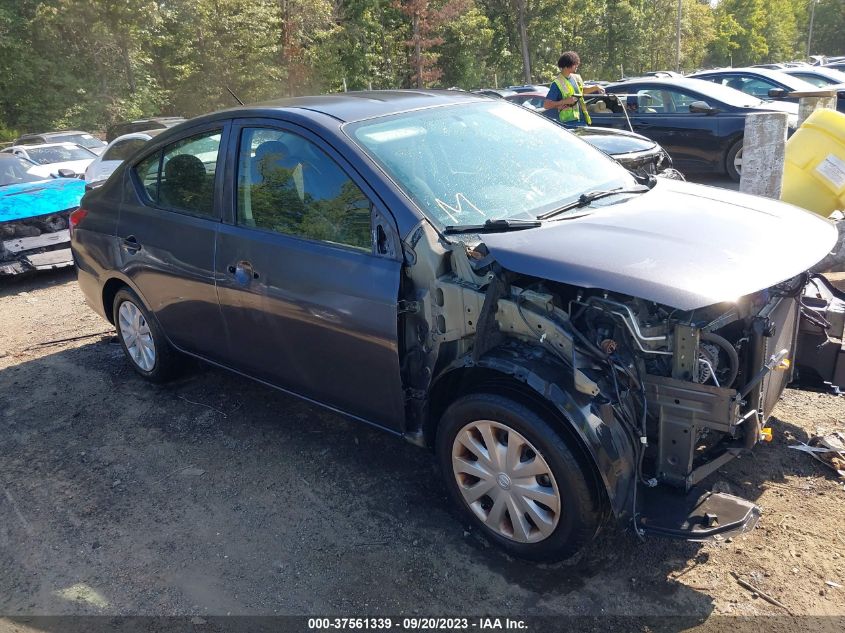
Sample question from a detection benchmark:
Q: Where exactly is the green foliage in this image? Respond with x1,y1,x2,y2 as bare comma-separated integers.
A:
808,0,845,56
0,0,836,135
437,5,494,88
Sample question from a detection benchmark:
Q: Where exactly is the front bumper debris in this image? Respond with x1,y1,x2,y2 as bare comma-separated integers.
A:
0,211,73,277
638,484,761,541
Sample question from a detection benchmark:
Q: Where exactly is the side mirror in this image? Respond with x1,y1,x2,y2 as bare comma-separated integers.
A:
57,168,77,178
768,88,789,98
689,101,718,114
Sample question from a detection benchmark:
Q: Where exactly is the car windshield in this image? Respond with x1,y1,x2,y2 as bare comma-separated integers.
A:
348,102,633,227
50,133,106,150
0,156,44,186
25,144,95,164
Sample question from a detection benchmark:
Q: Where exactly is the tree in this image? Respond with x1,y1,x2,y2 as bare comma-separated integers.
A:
709,0,768,66
437,4,495,88
393,0,464,87
806,0,845,56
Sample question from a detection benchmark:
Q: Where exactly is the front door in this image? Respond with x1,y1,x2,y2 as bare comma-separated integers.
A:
628,87,722,172
215,122,406,430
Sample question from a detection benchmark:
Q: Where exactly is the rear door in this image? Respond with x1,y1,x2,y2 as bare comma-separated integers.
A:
214,120,406,430
116,124,229,360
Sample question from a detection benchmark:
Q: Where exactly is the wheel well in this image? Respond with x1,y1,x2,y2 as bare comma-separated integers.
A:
725,134,743,170
426,367,608,513
101,278,129,324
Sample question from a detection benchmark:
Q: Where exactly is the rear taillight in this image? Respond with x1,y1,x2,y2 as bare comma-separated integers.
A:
68,208,88,237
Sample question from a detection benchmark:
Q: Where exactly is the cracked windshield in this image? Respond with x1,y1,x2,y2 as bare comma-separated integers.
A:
351,101,633,227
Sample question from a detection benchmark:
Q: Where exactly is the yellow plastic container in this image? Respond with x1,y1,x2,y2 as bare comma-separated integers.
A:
781,108,845,217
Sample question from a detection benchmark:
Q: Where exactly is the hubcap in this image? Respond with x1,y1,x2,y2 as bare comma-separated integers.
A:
734,147,743,174
452,420,560,543
118,300,156,372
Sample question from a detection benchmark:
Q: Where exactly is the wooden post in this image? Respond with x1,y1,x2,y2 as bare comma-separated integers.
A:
739,112,789,199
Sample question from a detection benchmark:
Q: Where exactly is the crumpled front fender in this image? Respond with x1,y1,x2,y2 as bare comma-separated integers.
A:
431,345,636,518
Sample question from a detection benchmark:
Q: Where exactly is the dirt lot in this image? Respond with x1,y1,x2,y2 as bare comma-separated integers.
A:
1,270,845,627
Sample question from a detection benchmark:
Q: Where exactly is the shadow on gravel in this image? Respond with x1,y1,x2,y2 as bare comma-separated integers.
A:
6,336,830,619
0,267,76,299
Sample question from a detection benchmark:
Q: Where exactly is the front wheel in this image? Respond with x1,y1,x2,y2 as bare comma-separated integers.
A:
437,393,603,561
726,138,743,182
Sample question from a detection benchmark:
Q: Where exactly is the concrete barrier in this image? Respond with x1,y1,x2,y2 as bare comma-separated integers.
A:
739,111,789,199
793,89,839,127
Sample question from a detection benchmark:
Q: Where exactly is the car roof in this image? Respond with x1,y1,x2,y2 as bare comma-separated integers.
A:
108,130,162,144
17,130,91,139
784,66,845,80
187,90,488,127
12,142,83,148
607,76,718,92
690,67,818,90
471,89,518,98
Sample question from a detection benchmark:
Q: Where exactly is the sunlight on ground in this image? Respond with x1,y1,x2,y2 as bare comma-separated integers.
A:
53,583,109,609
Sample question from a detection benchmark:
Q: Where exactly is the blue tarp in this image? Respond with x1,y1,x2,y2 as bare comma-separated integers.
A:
0,178,86,224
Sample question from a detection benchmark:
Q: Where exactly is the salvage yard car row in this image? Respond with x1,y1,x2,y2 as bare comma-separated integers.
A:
491,62,844,182
0,120,189,277
0,153,84,276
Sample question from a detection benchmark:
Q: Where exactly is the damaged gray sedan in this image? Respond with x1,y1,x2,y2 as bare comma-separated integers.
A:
71,91,845,561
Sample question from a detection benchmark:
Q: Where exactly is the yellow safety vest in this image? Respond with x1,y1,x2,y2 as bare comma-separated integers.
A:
553,74,592,125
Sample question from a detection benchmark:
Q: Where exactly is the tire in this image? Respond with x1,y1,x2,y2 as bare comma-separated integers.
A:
726,138,743,182
112,287,178,382
437,393,603,561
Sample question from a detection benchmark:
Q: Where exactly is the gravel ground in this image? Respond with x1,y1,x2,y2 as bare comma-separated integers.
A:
1,270,844,627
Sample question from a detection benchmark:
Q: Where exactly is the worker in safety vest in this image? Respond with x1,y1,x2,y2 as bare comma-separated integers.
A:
543,51,604,128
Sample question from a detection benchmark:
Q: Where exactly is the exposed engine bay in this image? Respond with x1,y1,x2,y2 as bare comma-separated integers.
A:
400,221,845,539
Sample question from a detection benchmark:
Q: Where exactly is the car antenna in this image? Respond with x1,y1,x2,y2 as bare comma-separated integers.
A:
226,87,244,106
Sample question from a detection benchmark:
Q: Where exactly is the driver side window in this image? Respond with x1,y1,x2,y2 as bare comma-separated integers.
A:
236,127,372,251
664,90,704,113
635,89,664,114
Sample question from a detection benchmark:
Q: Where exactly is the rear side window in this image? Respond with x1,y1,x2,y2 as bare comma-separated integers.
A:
133,129,221,217
135,152,161,203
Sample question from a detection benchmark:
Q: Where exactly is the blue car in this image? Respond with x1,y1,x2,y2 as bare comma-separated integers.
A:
0,153,86,276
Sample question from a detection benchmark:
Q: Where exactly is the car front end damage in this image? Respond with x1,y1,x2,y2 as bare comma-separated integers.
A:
0,209,76,276
0,178,84,277
398,188,845,544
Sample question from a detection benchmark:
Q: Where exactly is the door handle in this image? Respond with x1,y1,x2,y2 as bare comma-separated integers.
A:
121,235,141,253
229,260,260,285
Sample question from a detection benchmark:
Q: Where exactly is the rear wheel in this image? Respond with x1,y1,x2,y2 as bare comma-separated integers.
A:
437,393,603,561
726,138,743,182
112,288,177,382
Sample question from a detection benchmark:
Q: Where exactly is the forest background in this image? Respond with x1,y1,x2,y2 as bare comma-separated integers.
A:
0,0,843,137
